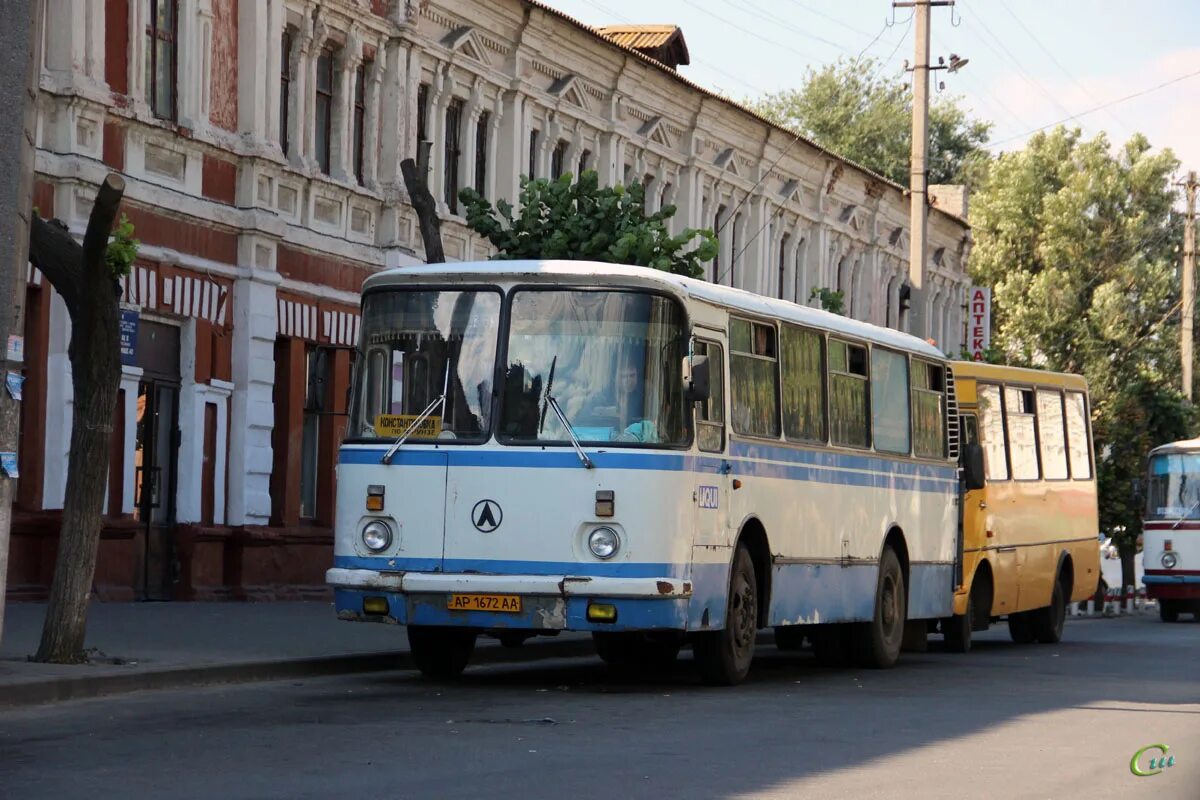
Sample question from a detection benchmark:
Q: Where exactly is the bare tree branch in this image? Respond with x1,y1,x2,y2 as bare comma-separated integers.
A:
81,173,126,282
28,215,83,311
400,157,445,264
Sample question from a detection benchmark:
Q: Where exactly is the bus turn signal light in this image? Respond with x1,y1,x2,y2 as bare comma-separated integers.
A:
587,603,618,623
366,484,385,512
363,596,389,615
595,490,615,517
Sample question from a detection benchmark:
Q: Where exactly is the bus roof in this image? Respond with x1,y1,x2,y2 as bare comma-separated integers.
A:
1149,438,1200,457
950,360,1089,392
363,260,946,360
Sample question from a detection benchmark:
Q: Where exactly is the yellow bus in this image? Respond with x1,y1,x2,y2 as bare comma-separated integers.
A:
943,362,1101,650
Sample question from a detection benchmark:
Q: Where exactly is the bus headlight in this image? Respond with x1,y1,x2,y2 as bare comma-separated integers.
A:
1162,551,1179,569
361,520,393,552
588,527,620,559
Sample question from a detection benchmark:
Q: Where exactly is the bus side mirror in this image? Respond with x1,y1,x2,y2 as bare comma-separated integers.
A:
962,443,986,491
685,355,710,403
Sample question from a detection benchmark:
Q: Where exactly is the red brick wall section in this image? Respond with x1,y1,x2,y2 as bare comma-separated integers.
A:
33,181,54,218
201,154,237,205
102,120,126,171
371,0,389,17
105,0,129,96
17,285,49,511
209,0,239,132
123,205,239,265
270,337,306,527
277,244,375,295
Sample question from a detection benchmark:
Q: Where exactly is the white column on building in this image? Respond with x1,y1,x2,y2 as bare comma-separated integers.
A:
496,89,526,202
238,0,270,143
301,21,327,168
265,0,284,147
597,130,623,187
362,42,386,188
227,235,281,527
128,0,147,103
742,193,768,294
42,290,73,510
426,63,450,210
462,79,483,195
42,0,84,83
377,38,408,188
332,28,363,182
177,319,204,523
118,367,142,514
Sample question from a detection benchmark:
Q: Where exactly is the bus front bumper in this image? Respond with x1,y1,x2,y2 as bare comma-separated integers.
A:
1144,573,1200,600
326,568,693,631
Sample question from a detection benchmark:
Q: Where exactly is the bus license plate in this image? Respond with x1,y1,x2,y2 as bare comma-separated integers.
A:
448,594,522,613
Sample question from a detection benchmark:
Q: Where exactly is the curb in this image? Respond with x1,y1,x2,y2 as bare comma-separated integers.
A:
0,635,598,710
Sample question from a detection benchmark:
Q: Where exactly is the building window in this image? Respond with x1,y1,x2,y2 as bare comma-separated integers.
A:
314,48,334,174
280,31,293,155
353,63,367,184
444,98,464,212
729,214,741,288
712,204,726,283
474,111,489,195
550,140,568,180
416,83,429,145
528,128,539,178
145,0,178,120
578,148,591,177
300,347,326,520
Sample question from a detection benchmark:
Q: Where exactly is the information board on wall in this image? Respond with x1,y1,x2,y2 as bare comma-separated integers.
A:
967,287,991,361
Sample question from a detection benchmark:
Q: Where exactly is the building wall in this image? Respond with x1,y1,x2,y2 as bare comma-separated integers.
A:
8,0,971,600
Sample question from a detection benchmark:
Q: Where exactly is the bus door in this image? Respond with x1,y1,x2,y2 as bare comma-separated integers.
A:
693,339,731,546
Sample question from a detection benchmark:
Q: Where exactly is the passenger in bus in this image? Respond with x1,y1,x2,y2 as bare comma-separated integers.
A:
586,365,658,442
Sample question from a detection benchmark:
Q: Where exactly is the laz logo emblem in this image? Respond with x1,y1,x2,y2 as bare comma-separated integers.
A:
698,485,719,510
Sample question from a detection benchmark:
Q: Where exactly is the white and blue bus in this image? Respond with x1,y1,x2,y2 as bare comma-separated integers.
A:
327,261,962,684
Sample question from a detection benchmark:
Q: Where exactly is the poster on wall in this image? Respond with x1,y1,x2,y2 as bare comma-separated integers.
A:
967,287,991,361
120,308,139,367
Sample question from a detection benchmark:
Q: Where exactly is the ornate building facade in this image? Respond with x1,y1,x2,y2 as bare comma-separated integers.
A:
8,0,971,600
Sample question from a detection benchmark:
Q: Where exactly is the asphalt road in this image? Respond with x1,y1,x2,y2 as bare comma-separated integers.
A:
1,615,1197,800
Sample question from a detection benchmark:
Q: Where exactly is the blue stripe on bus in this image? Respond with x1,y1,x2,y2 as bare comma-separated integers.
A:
333,554,686,579
339,446,957,493
1143,574,1200,585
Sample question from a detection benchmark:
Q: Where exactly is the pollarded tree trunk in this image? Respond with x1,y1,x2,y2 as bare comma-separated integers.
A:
400,146,444,264
28,174,126,663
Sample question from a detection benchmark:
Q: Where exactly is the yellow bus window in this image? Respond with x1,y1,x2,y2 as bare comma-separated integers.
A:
1065,391,1092,479
1036,389,1068,480
1005,387,1040,480
978,384,1008,480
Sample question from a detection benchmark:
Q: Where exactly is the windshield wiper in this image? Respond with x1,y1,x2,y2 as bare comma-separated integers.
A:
381,361,450,465
1170,498,1200,529
546,394,594,469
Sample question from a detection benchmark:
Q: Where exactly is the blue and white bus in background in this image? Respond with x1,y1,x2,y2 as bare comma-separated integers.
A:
327,261,962,684
1142,438,1200,622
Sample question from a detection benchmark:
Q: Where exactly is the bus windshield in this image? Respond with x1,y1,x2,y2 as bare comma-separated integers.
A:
499,290,687,446
1146,453,1200,520
350,289,502,441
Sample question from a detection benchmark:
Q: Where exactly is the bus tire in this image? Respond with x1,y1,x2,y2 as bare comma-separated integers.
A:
593,632,681,676
693,544,758,686
943,591,972,653
1007,612,1036,643
407,626,476,679
774,625,806,651
851,546,906,669
1160,601,1180,623
1031,578,1067,644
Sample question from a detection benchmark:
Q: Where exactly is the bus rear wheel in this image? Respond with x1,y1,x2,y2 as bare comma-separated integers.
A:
1031,579,1067,644
851,546,906,669
693,544,758,686
1160,601,1180,623
407,626,476,679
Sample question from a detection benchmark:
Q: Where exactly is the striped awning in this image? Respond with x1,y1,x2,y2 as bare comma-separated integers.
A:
119,265,229,325
323,309,360,347
278,297,318,341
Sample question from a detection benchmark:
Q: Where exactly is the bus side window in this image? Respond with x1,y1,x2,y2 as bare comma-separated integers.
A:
1037,389,1069,480
1065,390,1092,480
1005,386,1040,480
959,413,978,446
977,384,1009,480
696,341,725,453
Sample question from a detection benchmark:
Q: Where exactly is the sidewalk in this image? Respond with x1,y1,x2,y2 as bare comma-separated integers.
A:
0,602,593,709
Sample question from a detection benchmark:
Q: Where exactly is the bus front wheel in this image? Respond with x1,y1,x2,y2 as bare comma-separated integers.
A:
407,626,476,679
851,546,906,669
1007,612,1036,643
1031,579,1067,644
693,544,758,686
1160,601,1180,623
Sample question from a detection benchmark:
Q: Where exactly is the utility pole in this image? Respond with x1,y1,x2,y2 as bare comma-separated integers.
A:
0,0,40,645
1183,170,1197,401
896,0,961,339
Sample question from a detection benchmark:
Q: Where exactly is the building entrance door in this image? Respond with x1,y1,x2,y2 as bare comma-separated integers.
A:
133,321,180,600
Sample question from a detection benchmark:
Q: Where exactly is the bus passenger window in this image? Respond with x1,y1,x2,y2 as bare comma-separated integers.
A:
977,384,1008,480
780,325,826,443
1037,389,1069,479
695,341,725,453
1005,387,1040,480
1065,391,1092,479
871,348,910,454
829,340,869,448
912,361,946,458
730,319,780,438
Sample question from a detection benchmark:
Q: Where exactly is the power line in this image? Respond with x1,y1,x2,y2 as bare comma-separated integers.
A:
725,0,853,53
988,67,1200,148
678,0,824,63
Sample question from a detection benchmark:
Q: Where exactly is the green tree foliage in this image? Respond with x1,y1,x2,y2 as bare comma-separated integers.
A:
459,171,717,279
809,287,845,315
969,127,1193,559
106,214,139,278
749,57,992,187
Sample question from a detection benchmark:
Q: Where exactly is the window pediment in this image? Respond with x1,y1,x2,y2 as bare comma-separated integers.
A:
442,26,491,67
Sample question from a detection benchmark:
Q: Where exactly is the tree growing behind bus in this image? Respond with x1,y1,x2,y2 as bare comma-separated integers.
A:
459,171,717,278
969,127,1193,595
